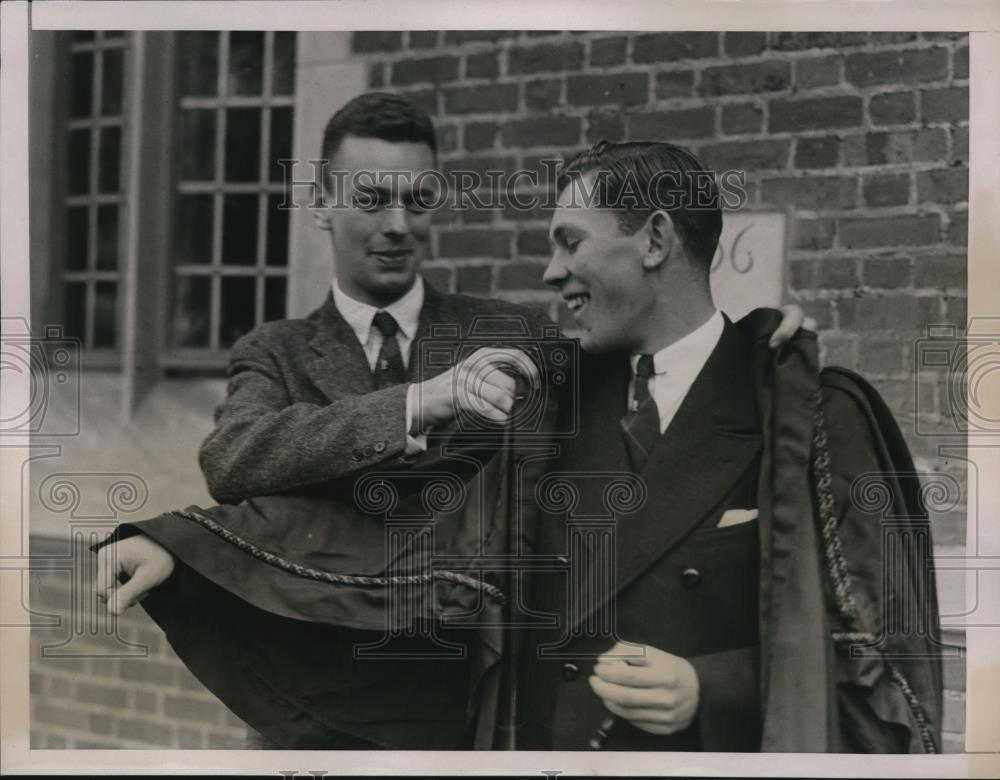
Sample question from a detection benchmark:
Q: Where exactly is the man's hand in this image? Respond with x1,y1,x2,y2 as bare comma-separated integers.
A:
412,347,541,432
95,535,175,616
769,303,816,348
589,641,700,736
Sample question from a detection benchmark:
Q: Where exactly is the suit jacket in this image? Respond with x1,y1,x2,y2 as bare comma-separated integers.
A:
516,317,764,751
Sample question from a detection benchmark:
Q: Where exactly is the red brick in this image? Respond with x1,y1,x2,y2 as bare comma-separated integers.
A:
837,295,939,331
501,116,580,148
921,32,968,41
352,32,402,53
443,154,518,181
863,256,913,289
801,299,835,329
815,256,860,288
917,168,968,204
721,103,763,135
178,726,204,749
914,254,966,289
760,175,856,210
421,265,453,292
921,87,969,123
819,334,858,368
566,73,649,107
524,79,562,111
870,32,919,44
724,32,766,57
586,111,625,143
443,84,519,114
499,261,549,290
443,31,518,45
33,701,91,730
701,61,790,96
951,126,969,164
390,55,459,86
699,139,791,172
870,92,917,125
795,136,839,169
633,32,718,63
655,70,694,100
399,88,438,117
590,37,628,67
769,96,863,132
76,681,129,708
863,174,911,207
464,122,497,152
206,731,247,749
945,296,967,328
455,265,493,294
771,32,867,51
439,229,513,258
789,258,816,289
629,108,714,142
516,229,552,257
864,128,948,165
408,31,439,49
466,52,499,79
119,658,177,685
795,55,842,89
840,214,940,249
164,693,223,724
118,717,176,746
953,46,969,80
792,218,836,250
845,47,948,86
508,43,585,74
857,338,906,373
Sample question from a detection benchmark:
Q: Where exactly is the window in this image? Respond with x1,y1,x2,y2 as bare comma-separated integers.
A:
61,31,129,351
170,31,295,357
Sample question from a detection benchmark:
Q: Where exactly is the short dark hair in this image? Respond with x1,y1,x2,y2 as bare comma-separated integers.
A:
320,91,437,163
556,140,723,268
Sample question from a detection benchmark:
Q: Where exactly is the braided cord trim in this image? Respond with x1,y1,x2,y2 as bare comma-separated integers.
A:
811,396,936,754
169,508,506,605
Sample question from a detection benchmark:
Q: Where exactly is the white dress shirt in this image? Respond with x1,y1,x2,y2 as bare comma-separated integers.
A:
628,310,724,434
331,276,427,451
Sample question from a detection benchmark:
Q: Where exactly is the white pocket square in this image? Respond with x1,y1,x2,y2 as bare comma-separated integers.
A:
717,508,758,528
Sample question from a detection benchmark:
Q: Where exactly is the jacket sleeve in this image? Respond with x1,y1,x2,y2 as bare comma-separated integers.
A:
198,329,413,504
688,645,761,750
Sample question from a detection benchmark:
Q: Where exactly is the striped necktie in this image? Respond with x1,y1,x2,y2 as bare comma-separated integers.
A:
620,354,661,472
372,311,406,389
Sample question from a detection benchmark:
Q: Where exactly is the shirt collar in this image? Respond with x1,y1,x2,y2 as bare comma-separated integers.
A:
630,310,724,377
331,275,424,345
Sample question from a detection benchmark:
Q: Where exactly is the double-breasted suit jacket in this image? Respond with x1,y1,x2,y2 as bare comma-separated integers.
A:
517,317,765,751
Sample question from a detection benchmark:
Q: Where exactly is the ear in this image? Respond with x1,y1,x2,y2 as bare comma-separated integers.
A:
311,206,333,231
642,210,675,271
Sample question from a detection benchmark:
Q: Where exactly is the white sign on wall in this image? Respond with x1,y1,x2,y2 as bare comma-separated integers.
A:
709,211,787,321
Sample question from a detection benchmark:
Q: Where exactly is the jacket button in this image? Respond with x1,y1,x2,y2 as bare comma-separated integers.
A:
681,567,702,589
351,448,363,461
363,445,374,457
374,440,386,453
561,662,580,682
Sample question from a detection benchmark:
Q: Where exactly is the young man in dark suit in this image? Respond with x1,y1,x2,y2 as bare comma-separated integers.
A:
514,141,942,753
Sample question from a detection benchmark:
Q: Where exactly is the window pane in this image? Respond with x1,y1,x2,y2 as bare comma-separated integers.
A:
172,276,212,347
272,32,296,95
227,32,264,96
175,195,214,264
224,107,261,182
68,129,90,195
265,195,289,266
219,276,256,347
98,126,121,193
177,31,219,97
94,281,117,348
264,276,286,321
70,51,94,118
72,31,95,42
63,281,87,343
178,109,217,181
65,207,89,271
269,107,292,183
96,204,118,270
222,194,259,265
101,47,124,116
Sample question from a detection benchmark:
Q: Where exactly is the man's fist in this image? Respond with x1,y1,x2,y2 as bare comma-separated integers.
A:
95,535,175,616
412,346,541,432
589,641,700,736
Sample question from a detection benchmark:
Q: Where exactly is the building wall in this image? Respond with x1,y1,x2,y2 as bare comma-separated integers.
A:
29,30,970,751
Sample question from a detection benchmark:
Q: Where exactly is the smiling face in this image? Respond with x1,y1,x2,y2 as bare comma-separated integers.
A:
314,135,436,307
544,173,661,354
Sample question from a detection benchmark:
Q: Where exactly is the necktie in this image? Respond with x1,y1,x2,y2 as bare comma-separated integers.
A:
620,354,661,472
372,311,406,389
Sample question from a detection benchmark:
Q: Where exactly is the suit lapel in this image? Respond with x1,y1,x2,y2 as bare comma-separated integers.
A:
306,293,375,400
571,318,762,629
